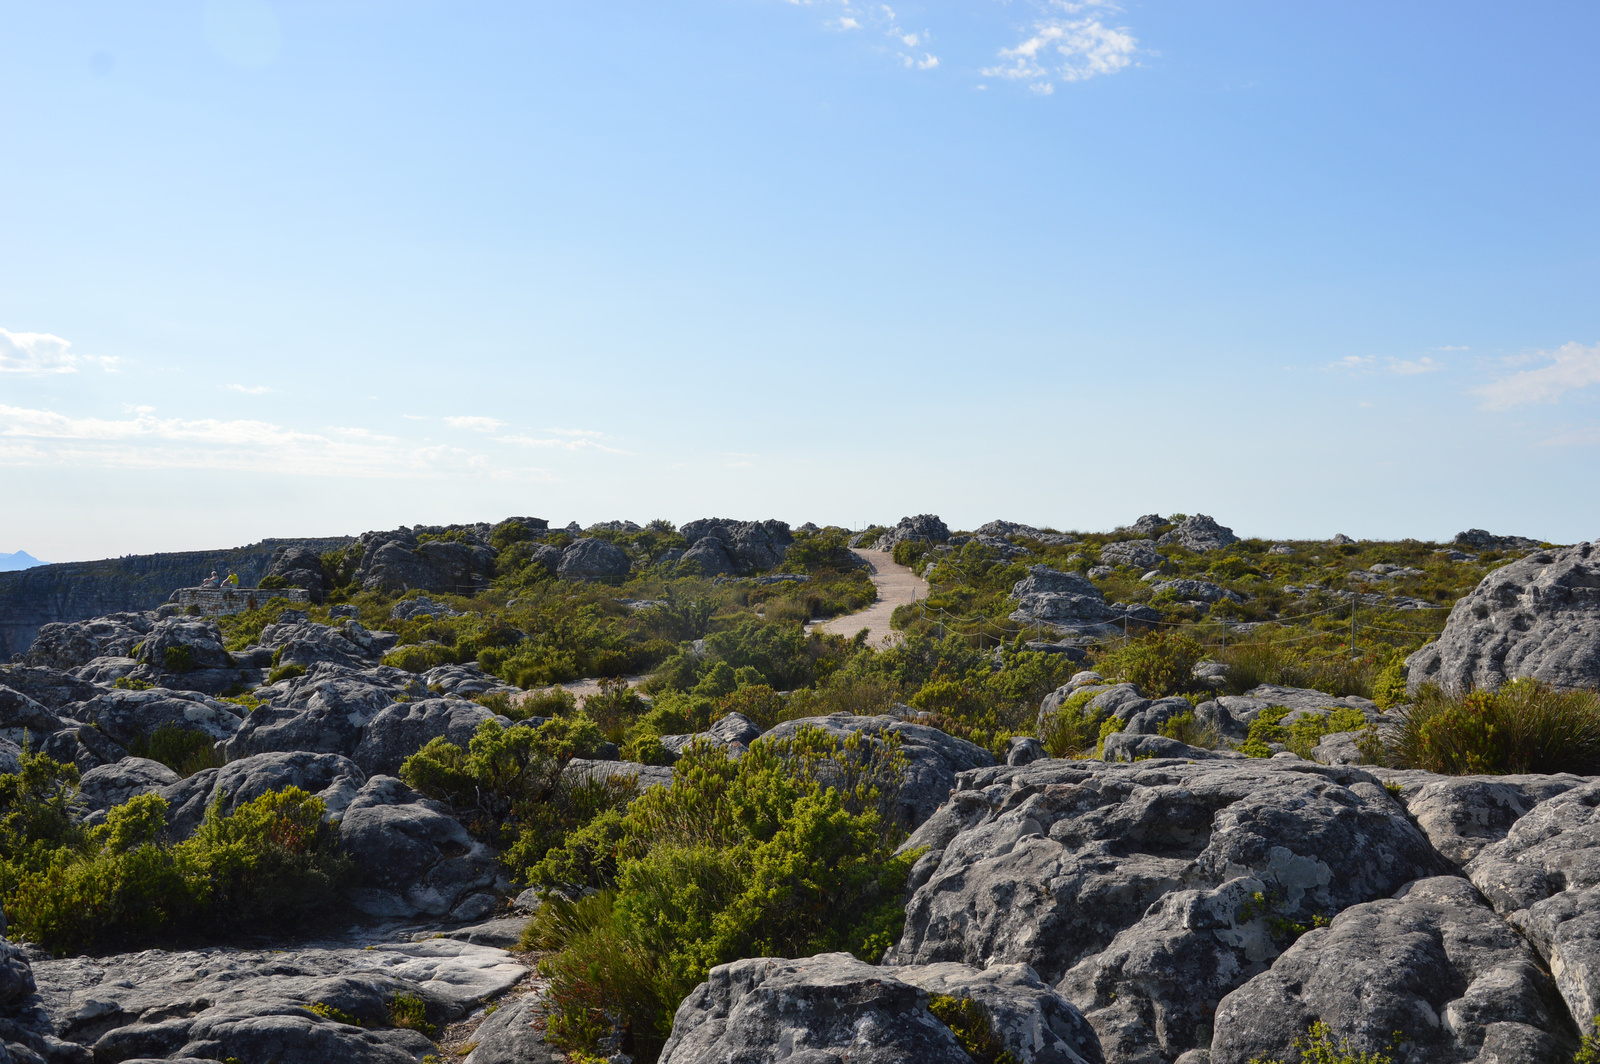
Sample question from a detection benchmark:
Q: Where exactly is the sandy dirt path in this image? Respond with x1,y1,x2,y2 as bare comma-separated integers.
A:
811,549,928,646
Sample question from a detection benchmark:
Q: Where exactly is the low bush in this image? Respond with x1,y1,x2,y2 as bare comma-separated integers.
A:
266,663,306,685
399,716,638,887
1158,711,1219,749
7,785,352,955
382,642,460,674
1094,632,1207,698
533,727,919,1063
1039,689,1104,758
1384,680,1600,775
1220,641,1375,700
388,993,436,1038
1247,1020,1402,1064
126,724,225,777
928,995,1020,1064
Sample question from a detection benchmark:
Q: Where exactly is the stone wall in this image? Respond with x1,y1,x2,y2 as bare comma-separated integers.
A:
0,537,351,661
174,586,312,616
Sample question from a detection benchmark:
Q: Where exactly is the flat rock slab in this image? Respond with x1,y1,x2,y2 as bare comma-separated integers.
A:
32,938,528,1064
659,952,1102,1064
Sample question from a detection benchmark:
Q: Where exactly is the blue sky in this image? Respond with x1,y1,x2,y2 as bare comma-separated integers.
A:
3,1,1598,561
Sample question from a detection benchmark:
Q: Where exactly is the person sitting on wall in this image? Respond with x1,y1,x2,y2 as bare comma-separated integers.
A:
200,569,220,588
226,569,239,587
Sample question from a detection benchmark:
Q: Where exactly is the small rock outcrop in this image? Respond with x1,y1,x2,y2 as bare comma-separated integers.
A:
874,514,951,552
680,518,794,572
267,544,332,596
1405,540,1600,693
1210,876,1576,1063
351,529,496,595
1455,528,1541,551
659,952,1103,1064
1099,540,1166,570
679,536,738,576
1157,513,1239,553
556,538,632,581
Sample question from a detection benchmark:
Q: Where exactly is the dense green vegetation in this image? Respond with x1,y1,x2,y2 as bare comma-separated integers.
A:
1380,679,1600,775
0,750,350,955
524,726,918,1062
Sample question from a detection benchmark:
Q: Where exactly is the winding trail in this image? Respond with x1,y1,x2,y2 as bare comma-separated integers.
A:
811,549,929,647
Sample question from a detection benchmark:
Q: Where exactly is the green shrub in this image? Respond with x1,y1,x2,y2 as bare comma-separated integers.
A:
1096,715,1124,758
1575,1019,1600,1064
382,642,459,673
267,663,306,685
1095,632,1206,698
1371,658,1409,709
1385,680,1600,775
1158,711,1219,749
518,686,579,718
927,995,1020,1064
7,786,351,955
1241,705,1290,758
1220,642,1374,700
308,1002,362,1026
536,728,918,1063
388,993,436,1037
257,574,291,590
126,724,225,777
583,678,649,745
1039,689,1105,758
1247,1020,1402,1064
0,750,87,900
163,645,199,673
113,676,153,691
1283,707,1370,759
400,716,638,887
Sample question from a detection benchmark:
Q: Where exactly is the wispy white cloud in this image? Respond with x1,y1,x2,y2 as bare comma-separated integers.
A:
797,0,938,70
1540,424,1600,447
0,328,119,374
0,403,555,481
1474,342,1600,410
497,433,631,455
227,383,273,395
1326,354,1446,376
445,415,505,432
545,427,607,438
983,3,1137,92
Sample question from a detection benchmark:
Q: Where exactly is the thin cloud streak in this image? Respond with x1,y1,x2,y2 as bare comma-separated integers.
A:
1475,342,1600,409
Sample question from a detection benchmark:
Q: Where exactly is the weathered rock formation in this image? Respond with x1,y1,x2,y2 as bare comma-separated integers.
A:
1406,540,1600,692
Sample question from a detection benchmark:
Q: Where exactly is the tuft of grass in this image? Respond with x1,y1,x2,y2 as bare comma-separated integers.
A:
126,724,225,777
1384,679,1600,775
267,663,306,685
389,993,436,1038
1220,641,1375,699
927,995,1020,1064
1158,711,1219,749
1248,1020,1402,1064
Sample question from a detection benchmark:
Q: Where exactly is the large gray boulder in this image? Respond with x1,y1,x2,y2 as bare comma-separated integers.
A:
0,684,68,747
659,711,762,760
658,952,1102,1064
680,518,795,571
31,938,525,1064
1156,514,1238,553
156,751,367,836
266,543,330,596
351,698,505,777
1466,781,1600,1040
23,612,154,671
350,528,496,595
556,538,631,581
1148,578,1241,604
1099,540,1166,571
1405,540,1600,693
338,776,504,920
225,669,410,759
1384,772,1586,867
679,536,738,576
77,757,182,811
133,618,233,672
874,514,951,551
1210,876,1576,1063
461,993,556,1064
761,714,996,829
886,758,1450,1062
77,688,243,748
1010,567,1119,629
256,619,391,671
0,665,103,710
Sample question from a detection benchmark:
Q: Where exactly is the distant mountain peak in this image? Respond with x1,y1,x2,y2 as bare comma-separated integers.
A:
0,551,46,572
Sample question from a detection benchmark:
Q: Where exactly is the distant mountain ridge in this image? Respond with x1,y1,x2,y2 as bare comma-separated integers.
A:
0,537,353,660
0,551,45,572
